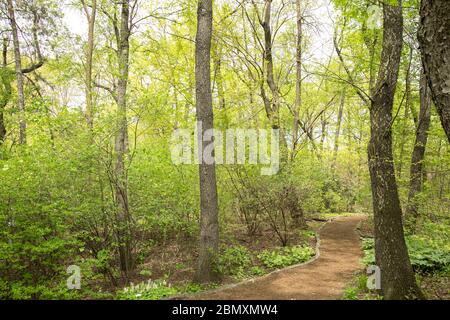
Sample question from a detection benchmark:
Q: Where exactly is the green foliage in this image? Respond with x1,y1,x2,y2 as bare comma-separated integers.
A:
299,230,316,239
139,269,152,277
181,281,219,295
0,0,448,300
342,274,384,301
342,287,359,300
248,266,265,276
215,243,316,279
216,245,251,277
407,237,450,271
116,279,178,300
361,236,450,272
257,245,315,269
115,279,217,300
180,283,204,294
0,68,13,107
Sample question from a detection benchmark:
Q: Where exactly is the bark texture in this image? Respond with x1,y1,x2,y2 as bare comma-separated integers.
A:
405,71,432,234
418,0,450,143
368,1,423,299
292,0,302,154
398,48,413,179
82,0,97,129
332,89,346,168
114,0,133,278
255,0,280,129
194,0,220,283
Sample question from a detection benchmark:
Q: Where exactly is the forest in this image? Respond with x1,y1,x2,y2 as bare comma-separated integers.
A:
0,0,449,301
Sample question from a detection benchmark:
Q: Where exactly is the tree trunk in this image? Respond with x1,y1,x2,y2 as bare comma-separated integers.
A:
332,89,346,168
292,0,302,155
260,0,288,161
0,38,10,144
194,0,219,284
7,0,26,145
115,0,133,278
212,45,228,127
261,0,280,129
320,113,327,150
418,0,450,143
398,48,413,179
405,70,432,234
368,1,423,300
82,0,97,129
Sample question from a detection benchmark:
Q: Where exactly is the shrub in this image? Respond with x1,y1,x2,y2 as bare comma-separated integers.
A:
361,237,450,272
230,170,307,245
248,266,265,276
216,245,251,277
257,245,315,269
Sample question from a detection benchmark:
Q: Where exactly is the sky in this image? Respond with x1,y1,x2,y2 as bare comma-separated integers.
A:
61,0,336,63
59,0,336,109
62,3,85,36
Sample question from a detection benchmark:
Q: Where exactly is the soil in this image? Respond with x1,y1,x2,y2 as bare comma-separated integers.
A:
136,221,318,287
188,215,365,300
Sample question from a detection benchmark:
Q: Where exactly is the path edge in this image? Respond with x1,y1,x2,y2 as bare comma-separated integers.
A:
167,218,332,300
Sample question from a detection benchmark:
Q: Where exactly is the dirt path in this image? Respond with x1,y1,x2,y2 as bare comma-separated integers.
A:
192,215,365,300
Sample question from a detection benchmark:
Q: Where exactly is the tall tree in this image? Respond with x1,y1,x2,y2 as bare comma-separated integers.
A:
81,0,97,129
368,0,423,299
332,88,346,168
7,0,26,144
418,0,450,143
115,0,133,278
4,0,45,145
94,0,136,278
405,70,432,234
292,0,303,155
398,47,413,179
252,0,280,129
194,0,219,283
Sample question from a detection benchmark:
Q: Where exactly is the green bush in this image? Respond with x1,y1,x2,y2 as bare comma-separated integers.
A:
257,245,315,269
248,266,265,276
361,237,450,272
216,245,251,276
299,230,316,239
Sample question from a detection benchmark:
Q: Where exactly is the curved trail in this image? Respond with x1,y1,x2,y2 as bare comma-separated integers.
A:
193,215,365,300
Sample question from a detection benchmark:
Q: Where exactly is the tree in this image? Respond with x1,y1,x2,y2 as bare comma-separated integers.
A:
397,47,413,179
368,0,423,299
292,0,303,156
6,0,26,144
332,88,346,168
405,70,432,234
4,0,46,145
0,37,11,144
257,0,280,130
418,0,450,143
114,0,133,279
81,0,97,129
94,0,136,280
194,0,220,283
